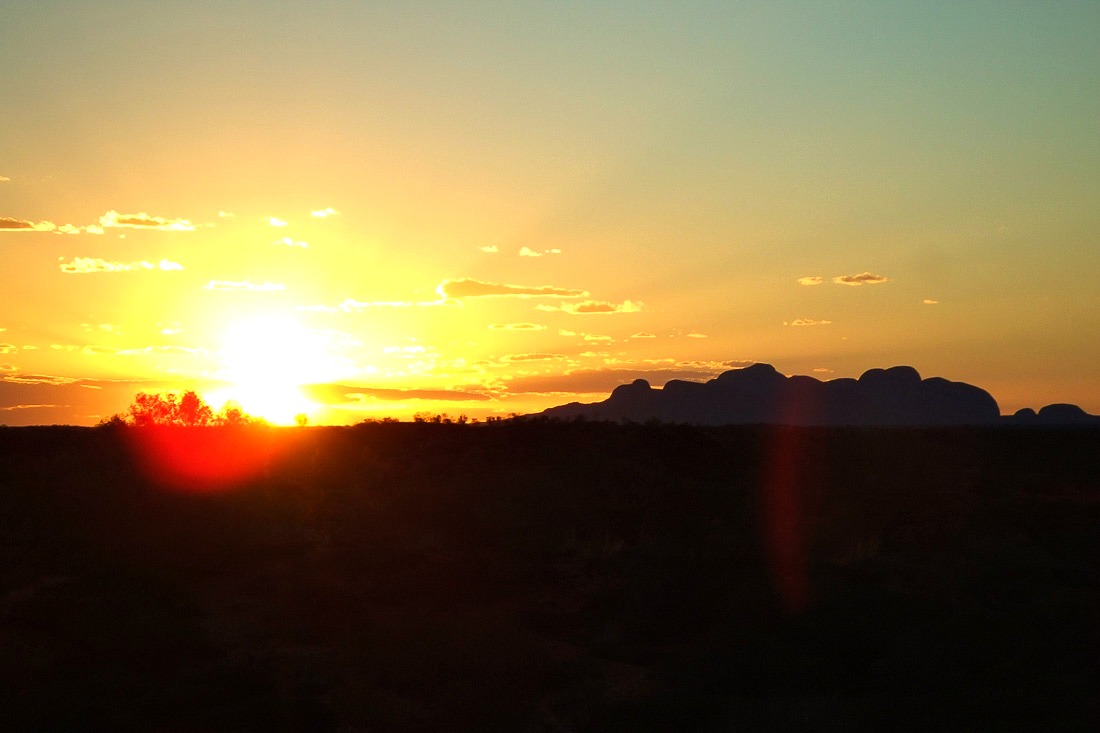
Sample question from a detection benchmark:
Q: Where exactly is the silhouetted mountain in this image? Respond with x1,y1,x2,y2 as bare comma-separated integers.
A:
539,364,1020,426
1005,403,1100,426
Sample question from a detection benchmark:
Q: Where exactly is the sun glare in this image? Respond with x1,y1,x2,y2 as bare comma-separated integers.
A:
206,315,345,425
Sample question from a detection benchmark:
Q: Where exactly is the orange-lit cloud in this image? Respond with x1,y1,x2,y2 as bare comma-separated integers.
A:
631,332,657,339
0,344,16,354
797,276,823,286
685,332,708,338
203,280,285,291
59,257,184,273
0,175,10,182
503,366,731,395
923,299,939,304
267,217,288,227
561,299,643,315
436,278,587,299
833,272,889,286
300,296,448,312
310,207,339,218
501,353,567,362
784,318,832,326
99,210,196,231
275,237,309,248
57,223,105,235
583,334,612,341
519,246,561,257
303,384,490,404
479,245,499,253
489,323,548,331
1,217,56,232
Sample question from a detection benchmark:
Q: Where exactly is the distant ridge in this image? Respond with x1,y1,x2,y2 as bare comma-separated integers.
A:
538,363,1099,426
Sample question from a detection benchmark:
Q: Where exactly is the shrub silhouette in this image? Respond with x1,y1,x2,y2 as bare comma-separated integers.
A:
117,391,262,427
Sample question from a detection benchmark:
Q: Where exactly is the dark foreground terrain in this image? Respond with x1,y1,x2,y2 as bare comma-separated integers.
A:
1,422,1096,731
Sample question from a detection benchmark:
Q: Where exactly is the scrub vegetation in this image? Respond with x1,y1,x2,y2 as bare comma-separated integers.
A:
1,421,1096,731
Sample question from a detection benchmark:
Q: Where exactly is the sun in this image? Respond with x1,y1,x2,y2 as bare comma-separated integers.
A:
205,314,345,425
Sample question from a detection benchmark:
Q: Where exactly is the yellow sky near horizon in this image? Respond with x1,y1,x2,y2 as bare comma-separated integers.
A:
2,1,1099,425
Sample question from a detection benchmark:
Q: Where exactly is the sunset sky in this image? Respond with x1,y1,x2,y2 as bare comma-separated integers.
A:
2,1,1098,425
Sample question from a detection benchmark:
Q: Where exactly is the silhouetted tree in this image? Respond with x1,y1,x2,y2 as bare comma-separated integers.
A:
123,391,260,427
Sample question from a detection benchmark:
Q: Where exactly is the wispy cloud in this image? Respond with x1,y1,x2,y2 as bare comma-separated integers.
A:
267,217,288,227
685,332,708,338
0,217,56,232
923,299,939,305
479,245,499,253
630,332,657,339
833,272,889,286
310,207,339,218
489,323,548,331
784,318,832,326
274,236,309,248
299,297,444,312
436,278,587,299
502,353,567,362
218,210,235,218
203,280,285,292
797,276,824,286
0,175,10,182
303,384,490,404
519,246,561,257
560,299,643,315
583,334,613,342
59,257,184,273
99,210,196,231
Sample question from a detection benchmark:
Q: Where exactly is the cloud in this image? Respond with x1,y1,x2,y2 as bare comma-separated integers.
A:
275,237,309,248
630,332,657,339
685,333,708,338
784,318,832,326
833,272,889,286
218,210,235,218
583,334,613,341
798,276,824,286
501,353,567,362
479,245,499,253
0,364,15,372
0,217,56,232
299,297,442,312
99,210,196,231
310,208,339,218
813,368,834,373
489,323,548,331
59,257,184,273
538,300,643,314
0,175,9,182
203,280,285,291
0,344,16,354
303,383,490,404
923,299,939,305
436,278,587,300
267,217,288,227
503,367,732,395
519,246,561,257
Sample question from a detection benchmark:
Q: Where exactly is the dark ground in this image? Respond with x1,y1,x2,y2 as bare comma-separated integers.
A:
0,422,1096,731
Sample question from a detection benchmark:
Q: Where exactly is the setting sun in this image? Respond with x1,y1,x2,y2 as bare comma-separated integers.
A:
205,315,346,424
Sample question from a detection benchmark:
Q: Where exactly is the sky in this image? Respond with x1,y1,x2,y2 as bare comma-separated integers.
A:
2,0,1099,425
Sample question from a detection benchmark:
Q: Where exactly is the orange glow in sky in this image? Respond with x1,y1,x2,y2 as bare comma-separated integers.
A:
1,3,1098,425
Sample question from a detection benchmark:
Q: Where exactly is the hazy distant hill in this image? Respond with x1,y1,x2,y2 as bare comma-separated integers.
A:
539,363,1099,426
